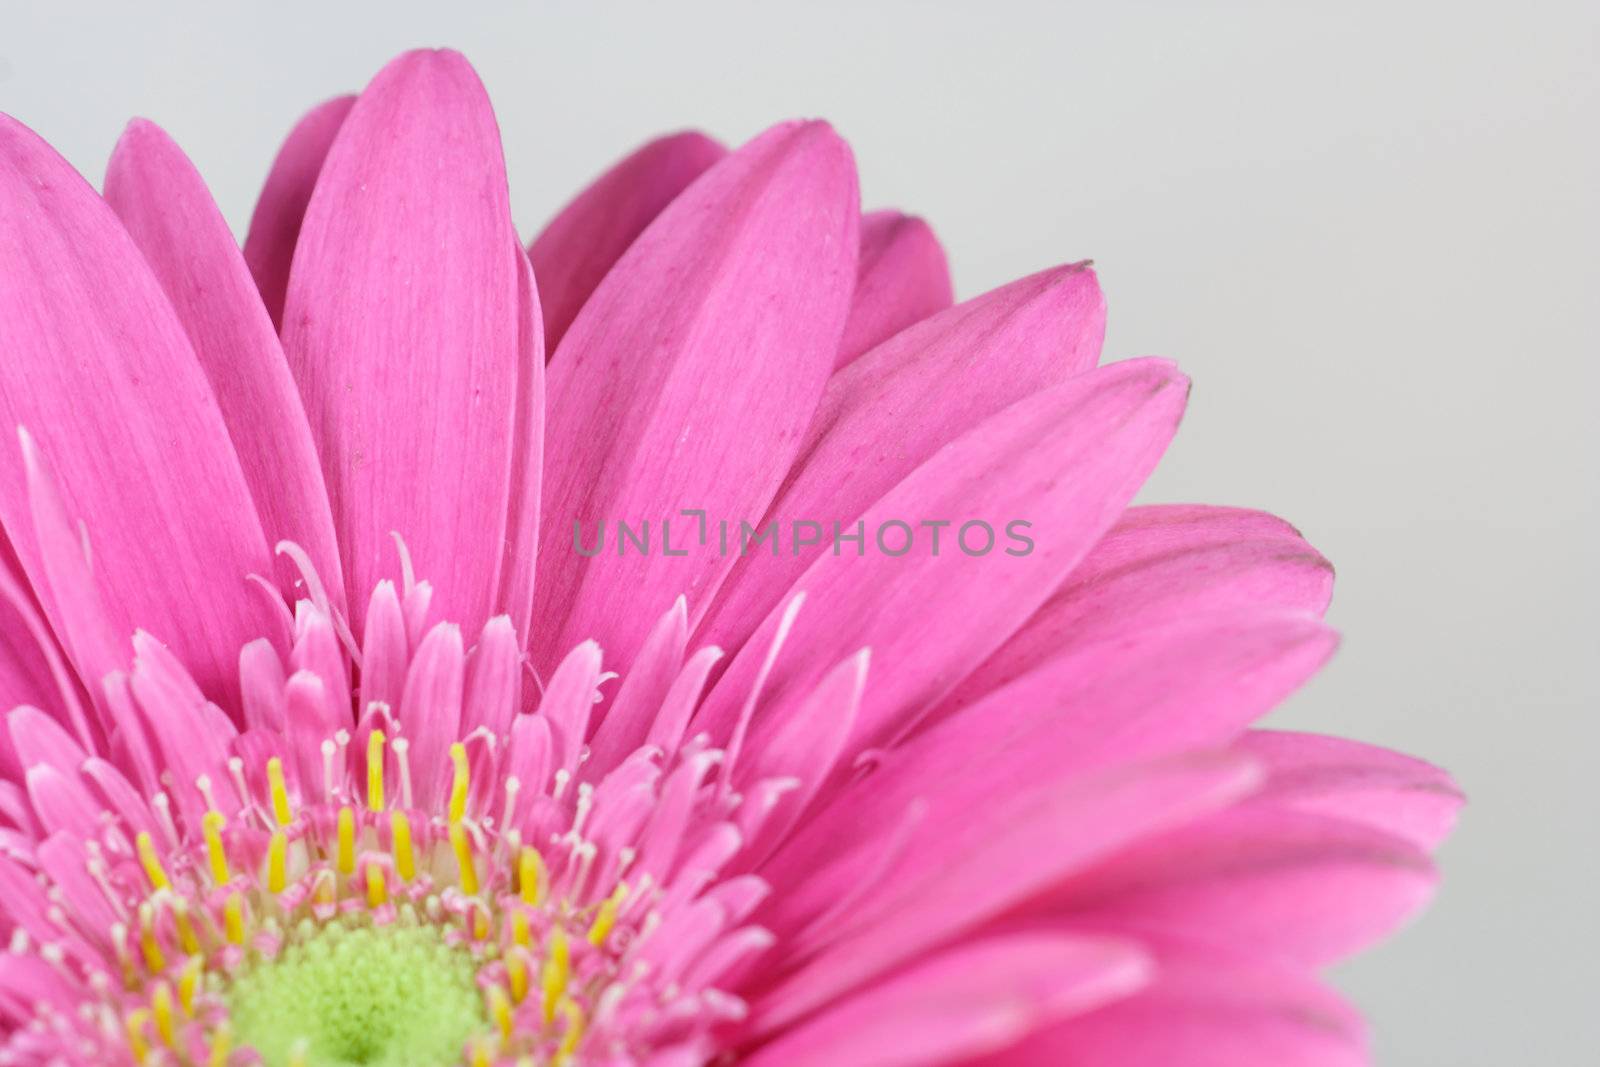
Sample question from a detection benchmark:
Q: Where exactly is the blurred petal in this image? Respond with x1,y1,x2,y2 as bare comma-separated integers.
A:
933,503,1333,719
1030,805,1438,967
1237,729,1464,849
282,50,522,639
749,751,1259,1035
529,130,726,351
836,209,954,367
105,119,344,608
975,945,1367,1067
741,932,1149,1067
242,94,354,328
758,611,1335,955
533,120,859,676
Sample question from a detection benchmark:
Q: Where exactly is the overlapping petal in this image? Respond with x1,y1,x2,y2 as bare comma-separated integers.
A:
530,130,727,351
835,209,954,367
0,115,284,703
105,119,345,608
281,50,525,639
533,120,860,676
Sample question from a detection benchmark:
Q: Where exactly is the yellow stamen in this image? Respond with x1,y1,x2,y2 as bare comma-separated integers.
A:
448,742,471,824
138,904,165,973
471,902,490,941
177,957,201,1014
224,892,245,944
172,898,200,955
469,1038,492,1067
541,927,570,1023
151,980,176,1045
506,949,529,1003
366,862,388,908
487,984,514,1039
390,810,415,882
267,830,288,893
518,846,544,906
366,730,386,811
135,831,169,891
337,806,356,876
450,822,478,896
511,908,531,947
554,997,585,1064
312,869,337,907
125,1009,151,1064
587,882,628,947
202,810,229,884
208,1021,233,1067
267,756,294,826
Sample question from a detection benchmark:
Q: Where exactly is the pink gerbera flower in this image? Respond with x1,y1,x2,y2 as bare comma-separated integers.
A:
0,48,1458,1067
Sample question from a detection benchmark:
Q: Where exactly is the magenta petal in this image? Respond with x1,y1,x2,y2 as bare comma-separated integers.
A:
980,945,1368,1067
835,210,955,368
0,116,284,701
587,596,688,775
397,622,465,808
104,119,345,609
281,50,523,639
895,611,1337,787
242,95,354,329
533,121,860,676
495,250,546,645
1237,729,1464,849
934,503,1333,718
1032,805,1438,967
698,357,1186,759
748,751,1259,1035
741,932,1149,1067
698,263,1106,656
529,130,727,351
0,537,79,751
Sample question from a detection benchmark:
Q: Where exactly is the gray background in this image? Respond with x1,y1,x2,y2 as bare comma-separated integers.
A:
2,2,1594,1062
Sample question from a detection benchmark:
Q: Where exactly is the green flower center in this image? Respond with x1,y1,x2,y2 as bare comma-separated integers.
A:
226,918,485,1067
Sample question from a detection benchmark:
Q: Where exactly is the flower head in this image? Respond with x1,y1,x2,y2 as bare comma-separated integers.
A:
0,49,1458,1067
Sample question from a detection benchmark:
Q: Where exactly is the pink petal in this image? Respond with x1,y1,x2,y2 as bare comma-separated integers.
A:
1030,805,1437,967
397,621,465,807
1236,729,1464,849
734,648,868,865
494,251,545,645
977,945,1368,1067
529,130,727,351
0,534,87,753
835,210,954,368
281,49,522,640
698,358,1187,761
0,118,283,702
103,119,345,610
757,611,1335,950
358,580,407,716
536,640,603,777
587,596,688,775
748,751,1261,1035
740,932,1150,1067
697,263,1106,656
933,503,1333,720
533,121,860,676
242,95,354,329
463,615,522,738
895,611,1336,794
